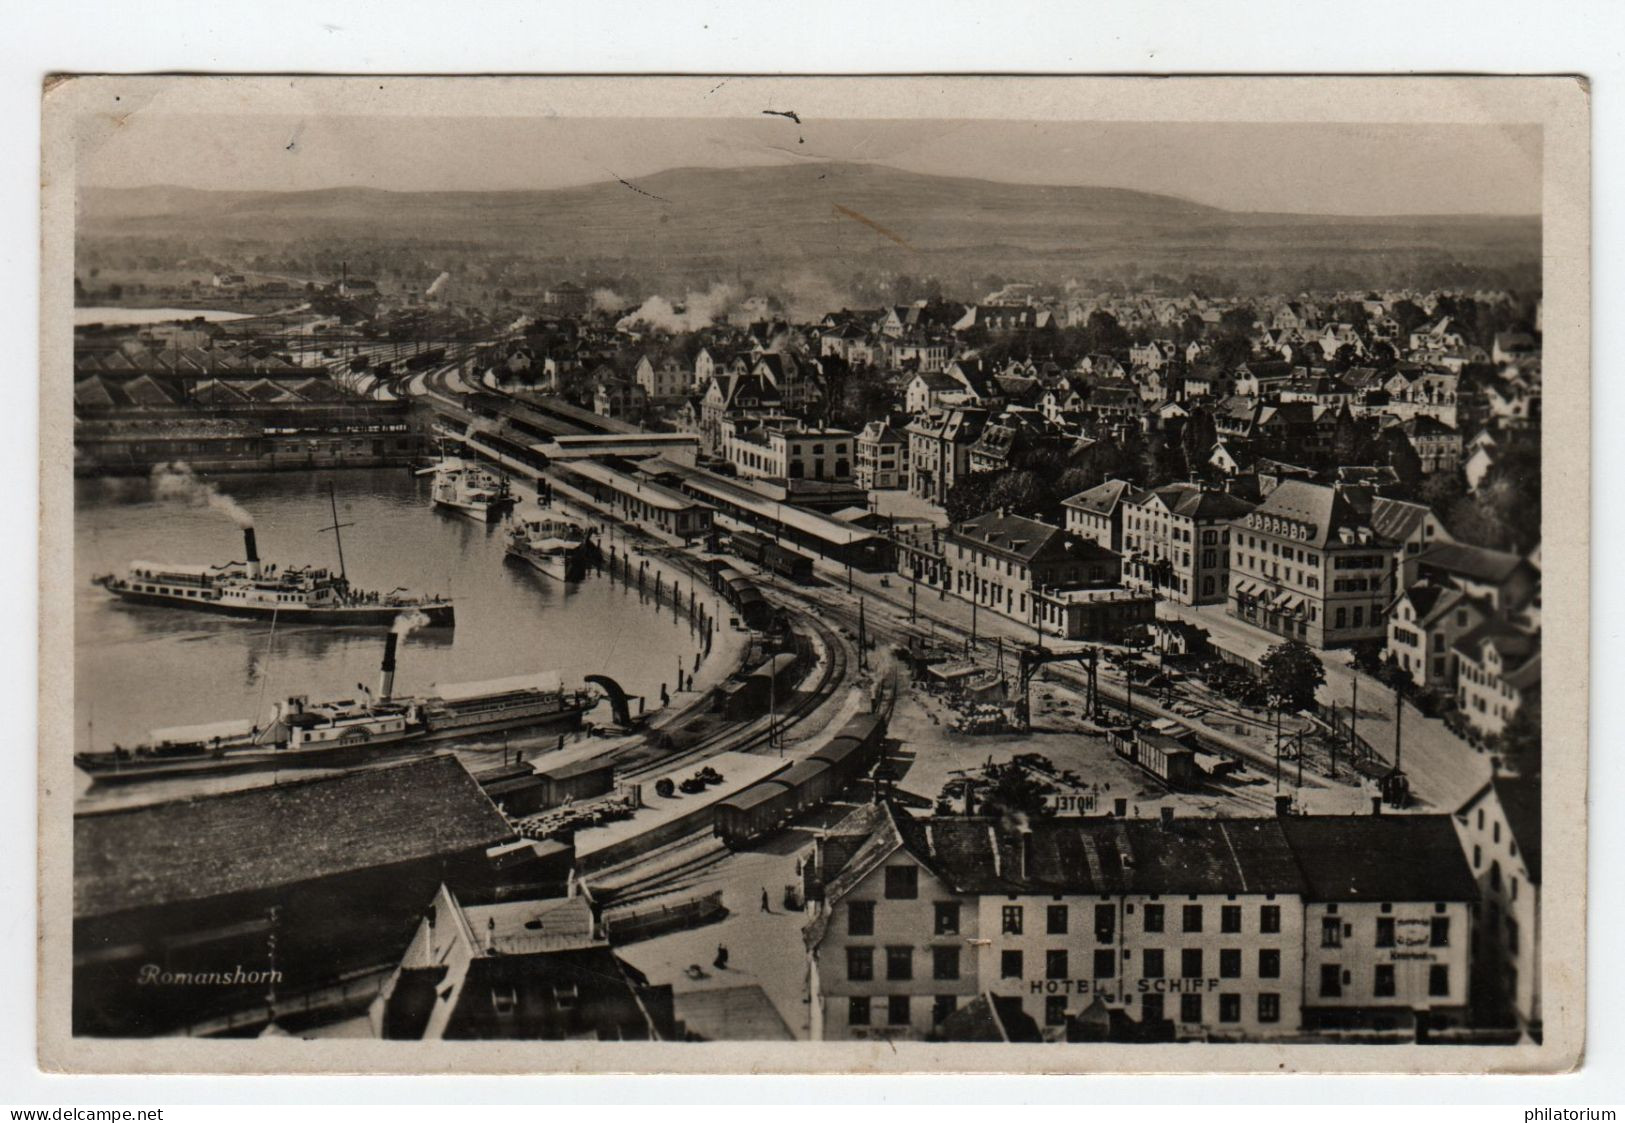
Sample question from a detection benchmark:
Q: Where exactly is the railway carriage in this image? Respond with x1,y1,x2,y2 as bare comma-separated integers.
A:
714,712,889,847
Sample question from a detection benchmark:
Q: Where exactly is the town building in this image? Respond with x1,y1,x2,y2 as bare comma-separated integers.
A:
1120,483,1256,606
1385,582,1491,692
856,420,908,490
1279,815,1476,1034
906,408,988,505
1062,478,1139,553
1412,543,1539,617
722,419,854,483
1455,774,1542,1039
634,351,691,403
370,884,676,1040
1453,622,1541,741
805,804,1477,1042
946,511,1120,628
1228,482,1446,649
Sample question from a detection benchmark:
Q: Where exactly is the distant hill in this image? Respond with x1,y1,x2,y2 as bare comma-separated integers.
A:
76,162,1542,295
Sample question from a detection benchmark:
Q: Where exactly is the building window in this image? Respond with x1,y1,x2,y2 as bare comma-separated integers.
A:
1093,948,1116,979
886,946,913,981
1431,917,1451,948
1374,964,1396,998
1002,905,1024,935
1321,916,1343,948
1320,963,1342,998
1219,994,1241,1023
1260,905,1281,934
1256,948,1281,979
846,946,873,982
887,995,911,1026
1180,994,1203,1024
1221,905,1242,933
1428,965,1450,998
1258,993,1281,1024
1000,949,1023,979
848,996,871,1027
1219,949,1242,978
933,995,957,1025
1182,904,1203,933
848,901,875,937
1144,904,1165,933
1142,993,1165,1024
1094,903,1115,942
1046,950,1069,980
1047,904,1069,935
933,945,960,981
884,866,918,900
1045,996,1068,1027
1143,948,1165,979
1376,916,1396,948
1181,948,1203,979
934,901,961,936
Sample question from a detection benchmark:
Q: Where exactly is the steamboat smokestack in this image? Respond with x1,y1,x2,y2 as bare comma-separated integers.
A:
379,632,399,700
243,527,260,578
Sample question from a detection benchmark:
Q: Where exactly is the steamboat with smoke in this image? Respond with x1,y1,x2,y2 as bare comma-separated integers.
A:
92,474,456,628
74,619,596,784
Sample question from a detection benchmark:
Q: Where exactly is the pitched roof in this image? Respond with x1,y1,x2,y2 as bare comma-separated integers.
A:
1277,815,1478,902
1247,480,1371,549
1062,478,1136,517
894,815,1304,897
75,756,515,918
1368,496,1435,544
1417,542,1529,585
1461,774,1542,883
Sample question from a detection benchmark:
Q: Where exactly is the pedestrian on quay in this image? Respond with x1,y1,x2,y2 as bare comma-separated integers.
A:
761,888,771,913
714,944,729,969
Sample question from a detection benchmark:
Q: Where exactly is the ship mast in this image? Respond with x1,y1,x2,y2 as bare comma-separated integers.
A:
319,483,355,583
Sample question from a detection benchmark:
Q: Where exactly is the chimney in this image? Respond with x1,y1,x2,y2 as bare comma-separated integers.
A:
1371,796,1383,816
1018,828,1033,881
379,632,399,700
243,527,260,578
1275,794,1293,817
1160,806,1175,831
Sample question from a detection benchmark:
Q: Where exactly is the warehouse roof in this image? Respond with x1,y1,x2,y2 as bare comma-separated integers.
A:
75,755,515,918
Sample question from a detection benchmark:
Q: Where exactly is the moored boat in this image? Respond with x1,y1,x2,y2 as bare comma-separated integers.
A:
504,512,597,582
420,456,516,523
74,631,593,785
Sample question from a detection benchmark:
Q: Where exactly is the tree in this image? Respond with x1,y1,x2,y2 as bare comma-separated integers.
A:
988,470,1047,517
1260,640,1325,714
1490,696,1541,780
945,471,1002,524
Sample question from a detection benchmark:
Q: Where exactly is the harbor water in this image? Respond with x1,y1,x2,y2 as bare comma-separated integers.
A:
74,468,708,766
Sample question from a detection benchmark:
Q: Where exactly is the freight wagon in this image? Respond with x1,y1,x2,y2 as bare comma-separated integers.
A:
729,531,814,584
714,712,888,847
707,561,776,632
717,652,803,721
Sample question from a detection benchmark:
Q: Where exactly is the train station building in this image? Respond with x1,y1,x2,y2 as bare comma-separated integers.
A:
802,802,1477,1043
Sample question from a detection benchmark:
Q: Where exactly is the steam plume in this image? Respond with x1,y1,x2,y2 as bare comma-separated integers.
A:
616,282,741,333
150,461,254,528
591,288,629,314
392,609,433,637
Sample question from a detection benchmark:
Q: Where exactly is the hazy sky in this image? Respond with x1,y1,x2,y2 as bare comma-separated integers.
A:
78,115,1542,216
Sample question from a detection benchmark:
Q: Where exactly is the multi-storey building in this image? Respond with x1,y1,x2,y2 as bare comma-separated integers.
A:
946,511,1120,628
804,804,1478,1042
1229,481,1445,649
1386,582,1490,691
1453,622,1541,740
1455,774,1542,1039
1280,815,1476,1034
1121,483,1256,606
722,418,854,483
634,351,690,403
906,408,987,505
1062,478,1139,553
855,421,908,490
